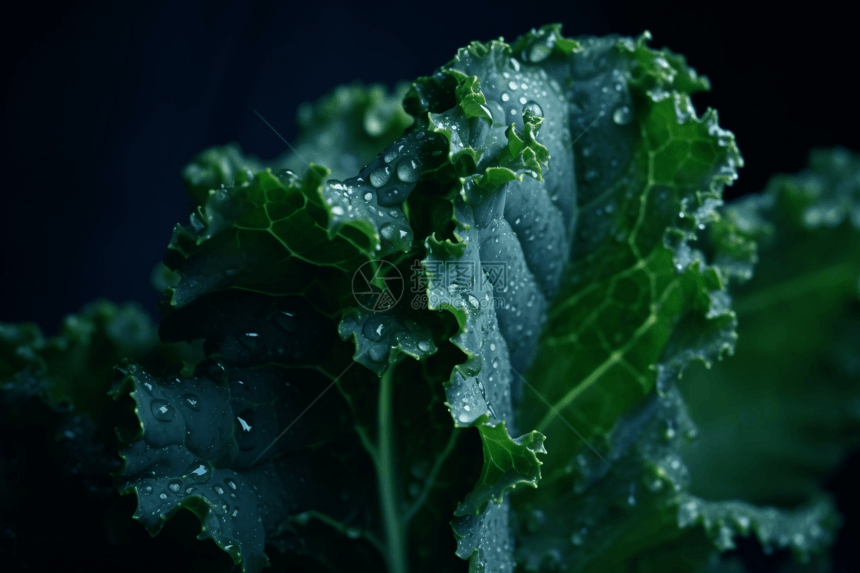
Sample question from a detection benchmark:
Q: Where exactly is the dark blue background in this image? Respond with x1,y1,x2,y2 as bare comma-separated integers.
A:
0,1,857,571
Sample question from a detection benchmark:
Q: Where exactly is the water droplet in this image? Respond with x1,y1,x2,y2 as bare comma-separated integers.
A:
523,101,543,117
363,315,390,342
232,508,239,517
612,106,633,125
159,493,167,500
275,310,300,333
664,420,676,439
199,356,228,384
150,400,175,422
364,192,373,201
215,486,224,495
368,344,390,362
384,150,398,163
225,478,238,490
397,159,420,182
418,340,431,352
237,416,252,432
500,91,511,102
527,40,553,63
370,166,391,187
458,412,469,423
182,394,200,412
168,479,182,493
183,461,212,483
508,80,518,91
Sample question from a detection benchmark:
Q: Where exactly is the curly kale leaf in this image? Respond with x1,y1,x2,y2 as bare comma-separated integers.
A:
680,148,860,505
127,114,465,572
381,23,741,571
139,21,860,573
1,299,192,416
514,140,856,572
515,386,839,572
182,82,413,207
110,359,337,573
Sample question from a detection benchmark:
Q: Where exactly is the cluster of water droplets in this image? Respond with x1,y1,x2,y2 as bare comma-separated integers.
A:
341,310,436,372
424,200,518,431
323,132,435,253
453,499,514,573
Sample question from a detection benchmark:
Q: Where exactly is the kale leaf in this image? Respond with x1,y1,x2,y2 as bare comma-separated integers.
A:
3,23,858,573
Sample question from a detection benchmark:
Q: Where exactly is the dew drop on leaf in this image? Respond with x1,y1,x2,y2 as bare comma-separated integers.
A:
612,106,633,125
369,344,390,362
523,101,543,119
397,160,420,182
150,399,175,422
182,393,200,412
379,223,398,243
362,316,389,343
527,41,553,63
370,166,391,187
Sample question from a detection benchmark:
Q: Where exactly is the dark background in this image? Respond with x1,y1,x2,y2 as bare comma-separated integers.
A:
1,0,857,571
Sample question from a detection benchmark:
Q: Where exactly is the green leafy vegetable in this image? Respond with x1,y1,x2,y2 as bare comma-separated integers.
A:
2,23,859,573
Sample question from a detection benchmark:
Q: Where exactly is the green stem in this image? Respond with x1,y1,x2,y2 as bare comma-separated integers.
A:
404,429,460,524
378,365,407,573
